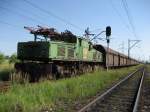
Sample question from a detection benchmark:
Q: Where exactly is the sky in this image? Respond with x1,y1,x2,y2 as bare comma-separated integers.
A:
0,0,150,61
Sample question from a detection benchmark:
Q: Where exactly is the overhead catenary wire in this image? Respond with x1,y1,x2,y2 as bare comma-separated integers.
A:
16,7,48,26
90,28,102,33
109,0,132,34
13,6,49,27
0,20,23,29
0,6,47,26
121,0,138,38
22,0,84,31
0,0,48,26
2,2,47,26
122,0,134,28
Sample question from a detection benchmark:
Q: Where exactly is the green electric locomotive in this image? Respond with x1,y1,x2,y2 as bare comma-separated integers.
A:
15,26,103,81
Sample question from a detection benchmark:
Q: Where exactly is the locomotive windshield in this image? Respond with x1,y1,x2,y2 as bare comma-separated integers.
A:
24,26,77,43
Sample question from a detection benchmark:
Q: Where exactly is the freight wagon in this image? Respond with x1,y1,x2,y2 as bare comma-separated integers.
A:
93,44,139,68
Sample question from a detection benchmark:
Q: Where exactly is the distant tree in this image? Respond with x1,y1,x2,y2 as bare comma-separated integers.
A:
9,53,18,64
0,52,5,64
5,55,9,60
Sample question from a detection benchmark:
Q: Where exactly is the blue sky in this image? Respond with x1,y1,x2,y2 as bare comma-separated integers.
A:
0,0,150,61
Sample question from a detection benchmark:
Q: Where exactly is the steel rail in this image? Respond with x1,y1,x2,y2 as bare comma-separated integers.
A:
78,67,142,112
132,68,145,112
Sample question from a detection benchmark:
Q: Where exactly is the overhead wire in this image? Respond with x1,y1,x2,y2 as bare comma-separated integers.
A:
109,0,132,34
90,28,102,33
0,0,49,26
22,0,84,31
0,20,23,29
0,5,46,26
121,0,138,38
12,6,49,26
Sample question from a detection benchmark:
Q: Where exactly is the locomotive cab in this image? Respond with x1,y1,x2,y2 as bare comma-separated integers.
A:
17,26,78,62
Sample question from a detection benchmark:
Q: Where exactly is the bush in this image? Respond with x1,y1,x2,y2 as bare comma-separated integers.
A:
0,52,5,64
9,53,18,64
0,69,10,81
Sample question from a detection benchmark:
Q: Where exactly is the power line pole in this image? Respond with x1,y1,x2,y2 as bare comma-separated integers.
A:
106,37,110,71
128,39,141,58
84,27,95,40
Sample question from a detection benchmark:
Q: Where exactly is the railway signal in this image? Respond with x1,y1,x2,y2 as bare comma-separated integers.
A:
89,26,112,71
106,26,111,71
106,26,111,37
106,26,111,43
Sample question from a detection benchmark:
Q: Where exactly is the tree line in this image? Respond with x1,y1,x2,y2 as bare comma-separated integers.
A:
0,52,18,64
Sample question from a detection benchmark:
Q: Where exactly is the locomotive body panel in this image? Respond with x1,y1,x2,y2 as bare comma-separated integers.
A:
17,41,50,61
17,38,103,62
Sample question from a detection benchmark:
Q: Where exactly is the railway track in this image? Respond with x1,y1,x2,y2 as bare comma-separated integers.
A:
0,81,11,92
78,67,146,112
136,69,150,112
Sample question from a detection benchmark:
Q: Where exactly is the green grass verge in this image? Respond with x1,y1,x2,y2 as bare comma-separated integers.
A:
0,65,142,112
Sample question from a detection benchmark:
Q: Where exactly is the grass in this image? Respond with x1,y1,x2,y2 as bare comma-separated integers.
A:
0,60,14,81
146,64,150,72
0,65,142,112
